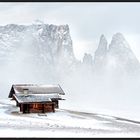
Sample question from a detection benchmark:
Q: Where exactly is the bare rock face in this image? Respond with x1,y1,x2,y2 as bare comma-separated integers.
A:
0,23,75,66
0,23,78,82
94,34,108,72
94,34,108,58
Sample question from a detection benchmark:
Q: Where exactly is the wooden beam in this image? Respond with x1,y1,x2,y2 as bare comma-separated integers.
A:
52,103,55,113
42,104,45,113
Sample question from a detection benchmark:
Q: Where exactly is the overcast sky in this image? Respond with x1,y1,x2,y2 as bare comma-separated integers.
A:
0,2,140,60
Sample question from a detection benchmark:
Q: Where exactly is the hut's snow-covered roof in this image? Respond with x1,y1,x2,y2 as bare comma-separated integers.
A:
13,94,53,103
8,84,65,98
13,84,65,95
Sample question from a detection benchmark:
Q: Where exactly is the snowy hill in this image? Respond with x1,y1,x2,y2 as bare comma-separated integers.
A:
1,98,140,137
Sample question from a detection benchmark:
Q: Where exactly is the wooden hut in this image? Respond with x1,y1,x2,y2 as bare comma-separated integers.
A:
8,84,65,113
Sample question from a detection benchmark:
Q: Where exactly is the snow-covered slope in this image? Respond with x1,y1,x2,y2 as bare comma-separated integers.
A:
1,98,140,137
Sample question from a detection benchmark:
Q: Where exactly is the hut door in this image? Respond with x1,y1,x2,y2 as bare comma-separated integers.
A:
23,104,29,113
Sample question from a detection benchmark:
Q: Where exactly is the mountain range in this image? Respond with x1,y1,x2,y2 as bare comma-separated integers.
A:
0,23,139,78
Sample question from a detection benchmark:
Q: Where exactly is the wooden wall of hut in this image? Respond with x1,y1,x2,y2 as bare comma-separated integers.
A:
20,103,55,113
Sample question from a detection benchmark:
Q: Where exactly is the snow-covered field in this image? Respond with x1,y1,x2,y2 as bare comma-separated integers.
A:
0,99,140,137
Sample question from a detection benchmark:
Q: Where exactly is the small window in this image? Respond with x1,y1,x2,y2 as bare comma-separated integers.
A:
33,104,38,109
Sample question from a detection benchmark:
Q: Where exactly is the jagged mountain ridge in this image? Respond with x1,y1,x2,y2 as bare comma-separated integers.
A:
0,23,75,66
93,33,140,75
0,23,139,76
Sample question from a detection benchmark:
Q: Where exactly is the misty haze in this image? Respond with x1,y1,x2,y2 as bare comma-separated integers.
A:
1,22,140,112
1,2,140,137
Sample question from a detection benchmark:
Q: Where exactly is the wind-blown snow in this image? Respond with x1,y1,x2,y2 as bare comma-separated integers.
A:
0,22,140,137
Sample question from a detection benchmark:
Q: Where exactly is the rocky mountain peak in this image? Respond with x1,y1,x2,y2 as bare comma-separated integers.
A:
93,34,108,66
93,32,140,75
97,34,108,51
109,32,130,50
0,23,75,67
